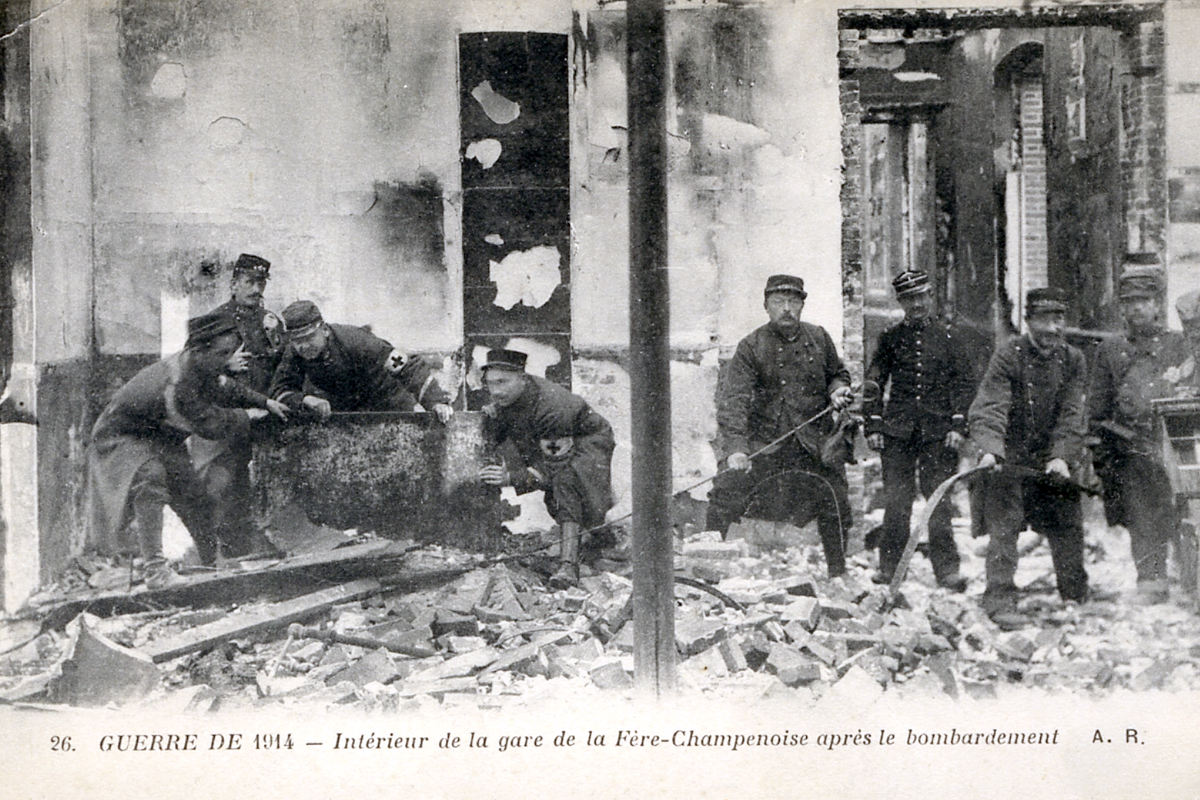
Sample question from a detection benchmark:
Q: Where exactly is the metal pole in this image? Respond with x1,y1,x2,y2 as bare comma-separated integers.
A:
627,0,675,695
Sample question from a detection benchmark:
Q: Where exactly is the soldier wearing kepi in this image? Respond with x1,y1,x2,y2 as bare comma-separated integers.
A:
864,269,978,591
86,312,287,586
477,349,616,589
969,287,1089,628
270,300,454,422
706,274,856,578
1089,262,1190,605
192,253,286,558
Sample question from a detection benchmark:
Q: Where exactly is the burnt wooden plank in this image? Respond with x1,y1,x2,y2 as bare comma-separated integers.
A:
143,579,384,663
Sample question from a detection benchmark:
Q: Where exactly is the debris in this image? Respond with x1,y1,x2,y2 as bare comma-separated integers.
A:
589,658,634,690
327,649,400,689
674,614,726,656
144,579,384,663
51,614,160,706
765,643,821,687
286,624,436,659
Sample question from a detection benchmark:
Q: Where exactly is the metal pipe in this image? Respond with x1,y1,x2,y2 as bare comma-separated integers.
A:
627,0,676,696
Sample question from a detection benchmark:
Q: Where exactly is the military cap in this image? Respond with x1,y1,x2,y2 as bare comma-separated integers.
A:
763,274,807,298
1177,289,1200,326
185,311,240,350
233,253,271,280
481,348,528,372
281,300,324,337
892,269,930,298
1117,265,1165,300
1025,287,1069,315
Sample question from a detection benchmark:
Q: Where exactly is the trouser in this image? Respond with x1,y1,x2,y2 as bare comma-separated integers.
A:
977,472,1088,613
128,447,219,563
1096,452,1175,583
706,439,850,576
198,438,256,558
877,429,961,581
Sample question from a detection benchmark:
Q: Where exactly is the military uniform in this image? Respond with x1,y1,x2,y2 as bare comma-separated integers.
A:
969,289,1089,615
483,373,615,529
87,314,269,565
865,270,979,586
1089,266,1190,593
192,254,286,558
271,322,450,412
706,275,853,577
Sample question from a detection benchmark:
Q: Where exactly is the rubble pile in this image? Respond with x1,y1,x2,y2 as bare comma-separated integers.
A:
4,515,1200,711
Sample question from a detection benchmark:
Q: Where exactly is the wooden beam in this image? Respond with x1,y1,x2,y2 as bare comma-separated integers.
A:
143,579,383,663
627,0,676,696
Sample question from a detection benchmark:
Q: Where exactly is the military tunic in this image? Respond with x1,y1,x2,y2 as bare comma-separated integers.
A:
864,317,980,582
270,323,450,413
707,321,853,577
483,375,615,527
87,353,265,562
968,334,1089,611
190,298,286,556
1088,327,1190,584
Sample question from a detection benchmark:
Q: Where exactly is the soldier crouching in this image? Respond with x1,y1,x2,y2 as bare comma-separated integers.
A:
477,349,616,589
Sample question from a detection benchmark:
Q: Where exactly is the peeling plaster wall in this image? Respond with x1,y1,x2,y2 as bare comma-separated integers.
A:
90,0,472,356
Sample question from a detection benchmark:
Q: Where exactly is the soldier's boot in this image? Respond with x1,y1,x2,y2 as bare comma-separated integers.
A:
549,522,581,589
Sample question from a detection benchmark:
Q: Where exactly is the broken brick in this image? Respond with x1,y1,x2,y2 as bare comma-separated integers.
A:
779,598,821,632
431,609,480,637
682,541,748,560
589,658,634,690
765,643,821,687
327,649,399,689
675,614,727,656
718,638,748,673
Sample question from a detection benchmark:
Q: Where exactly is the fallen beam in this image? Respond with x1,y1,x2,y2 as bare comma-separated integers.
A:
143,579,384,663
21,540,414,628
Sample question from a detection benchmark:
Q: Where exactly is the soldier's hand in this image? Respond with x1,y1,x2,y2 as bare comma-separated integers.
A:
829,386,853,411
266,399,289,421
1045,458,1070,479
977,452,1000,471
302,395,332,421
479,464,508,486
727,452,751,472
866,433,884,451
245,408,269,421
226,344,250,374
944,431,965,451
432,403,454,424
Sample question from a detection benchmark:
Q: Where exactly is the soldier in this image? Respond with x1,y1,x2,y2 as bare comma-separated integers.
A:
192,253,286,558
705,274,855,578
476,349,615,588
1176,289,1200,392
969,287,1089,628
864,269,978,591
1089,264,1190,605
86,312,288,586
270,300,454,422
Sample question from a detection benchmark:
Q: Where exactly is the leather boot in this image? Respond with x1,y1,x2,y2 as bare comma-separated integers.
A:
549,522,581,589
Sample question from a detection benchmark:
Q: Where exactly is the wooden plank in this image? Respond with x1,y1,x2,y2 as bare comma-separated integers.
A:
143,579,382,663
22,540,405,626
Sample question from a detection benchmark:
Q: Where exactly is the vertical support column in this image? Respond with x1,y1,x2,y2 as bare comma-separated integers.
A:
0,0,33,613
627,0,675,695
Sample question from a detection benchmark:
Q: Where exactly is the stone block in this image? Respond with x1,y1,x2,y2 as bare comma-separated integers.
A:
432,609,480,637
718,638,748,673
780,597,821,631
687,646,730,679
675,614,727,656
327,649,399,689
765,643,822,687
589,658,634,690
681,541,748,560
